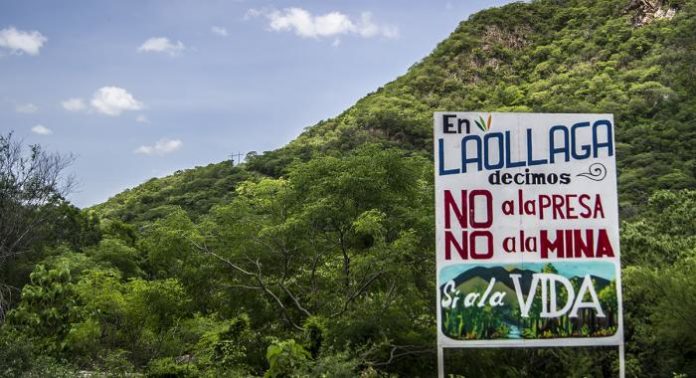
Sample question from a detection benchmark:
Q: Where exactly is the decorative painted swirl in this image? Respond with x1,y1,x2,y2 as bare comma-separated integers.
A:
576,163,607,181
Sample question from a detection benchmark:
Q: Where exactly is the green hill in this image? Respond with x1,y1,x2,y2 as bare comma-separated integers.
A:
91,162,256,223
95,0,695,222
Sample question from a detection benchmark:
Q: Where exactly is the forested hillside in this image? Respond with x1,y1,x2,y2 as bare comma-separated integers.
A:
2,0,696,376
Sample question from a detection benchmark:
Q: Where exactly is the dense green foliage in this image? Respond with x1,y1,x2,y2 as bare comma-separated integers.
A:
91,162,257,225
2,0,696,376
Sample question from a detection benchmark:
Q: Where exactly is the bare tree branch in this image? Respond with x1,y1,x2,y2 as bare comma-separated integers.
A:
0,132,74,313
279,282,313,318
332,270,384,317
191,240,305,331
370,344,436,367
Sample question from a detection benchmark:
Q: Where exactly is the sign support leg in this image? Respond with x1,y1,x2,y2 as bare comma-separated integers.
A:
619,343,625,378
438,346,444,378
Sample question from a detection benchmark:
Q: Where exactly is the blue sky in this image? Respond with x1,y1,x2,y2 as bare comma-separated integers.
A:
0,0,513,207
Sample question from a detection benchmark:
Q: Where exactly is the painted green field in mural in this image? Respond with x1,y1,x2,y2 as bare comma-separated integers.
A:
439,262,618,340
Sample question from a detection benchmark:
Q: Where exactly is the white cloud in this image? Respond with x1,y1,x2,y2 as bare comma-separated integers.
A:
31,124,52,135
0,27,47,55
62,89,141,116
61,98,86,112
134,138,182,156
16,103,38,113
138,37,185,55
248,8,398,40
244,8,263,20
356,12,399,39
211,26,228,37
136,114,149,123
90,86,143,116
269,8,351,38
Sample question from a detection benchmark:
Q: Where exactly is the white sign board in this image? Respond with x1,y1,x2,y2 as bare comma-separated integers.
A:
434,112,623,349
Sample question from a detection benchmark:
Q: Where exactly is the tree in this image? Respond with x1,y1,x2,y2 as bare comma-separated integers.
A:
0,132,74,318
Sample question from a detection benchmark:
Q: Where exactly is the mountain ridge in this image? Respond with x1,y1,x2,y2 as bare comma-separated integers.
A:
441,265,611,294
92,0,696,224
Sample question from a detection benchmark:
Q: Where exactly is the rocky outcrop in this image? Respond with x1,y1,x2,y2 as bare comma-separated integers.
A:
625,0,677,26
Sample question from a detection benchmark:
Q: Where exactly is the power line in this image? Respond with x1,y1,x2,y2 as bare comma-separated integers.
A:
229,152,244,166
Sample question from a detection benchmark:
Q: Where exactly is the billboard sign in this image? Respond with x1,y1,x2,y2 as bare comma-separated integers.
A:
434,112,623,348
